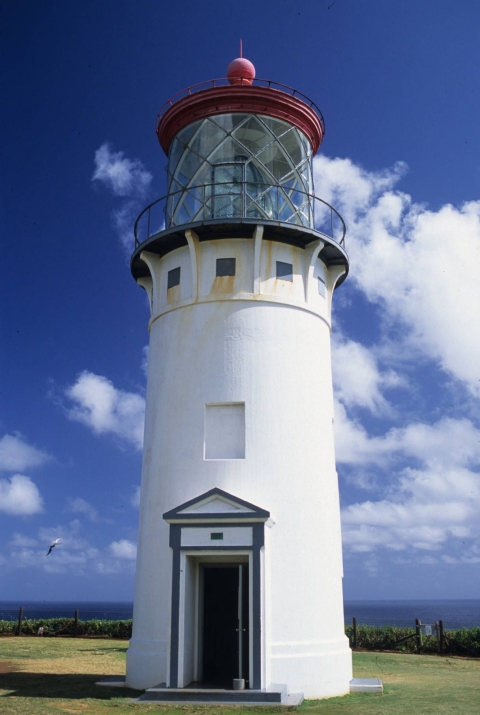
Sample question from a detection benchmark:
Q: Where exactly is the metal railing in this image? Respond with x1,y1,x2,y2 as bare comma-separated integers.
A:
133,182,345,250
156,77,325,135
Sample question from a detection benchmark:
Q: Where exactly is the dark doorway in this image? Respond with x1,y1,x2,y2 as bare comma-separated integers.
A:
202,564,249,687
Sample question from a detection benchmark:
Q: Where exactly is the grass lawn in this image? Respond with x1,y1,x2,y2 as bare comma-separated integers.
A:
1,637,480,715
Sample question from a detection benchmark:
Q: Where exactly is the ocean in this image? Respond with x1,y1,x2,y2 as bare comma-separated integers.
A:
0,601,133,622
343,600,480,630
1,600,479,630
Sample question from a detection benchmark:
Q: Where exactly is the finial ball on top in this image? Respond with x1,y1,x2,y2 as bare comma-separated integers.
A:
227,57,256,85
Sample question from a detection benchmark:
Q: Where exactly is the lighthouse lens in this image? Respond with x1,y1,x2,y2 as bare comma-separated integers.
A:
166,114,313,228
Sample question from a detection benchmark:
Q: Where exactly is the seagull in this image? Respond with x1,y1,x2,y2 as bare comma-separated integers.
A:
46,538,61,555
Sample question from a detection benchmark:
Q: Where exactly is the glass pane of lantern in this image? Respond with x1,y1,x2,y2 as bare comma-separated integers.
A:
189,119,228,160
278,128,305,166
177,120,202,147
210,113,250,133
259,116,291,139
209,136,248,165
256,144,293,182
175,147,203,183
233,115,272,155
168,138,186,175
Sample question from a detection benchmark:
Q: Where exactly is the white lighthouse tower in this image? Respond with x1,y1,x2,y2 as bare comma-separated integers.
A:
126,55,352,701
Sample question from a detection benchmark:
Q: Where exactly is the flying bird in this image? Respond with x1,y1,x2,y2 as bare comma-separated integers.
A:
46,538,61,555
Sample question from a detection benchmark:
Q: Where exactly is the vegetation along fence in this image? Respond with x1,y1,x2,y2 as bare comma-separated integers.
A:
0,607,132,639
346,616,480,657
1,608,479,656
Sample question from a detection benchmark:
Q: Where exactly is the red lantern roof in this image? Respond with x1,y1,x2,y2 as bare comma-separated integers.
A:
156,58,325,156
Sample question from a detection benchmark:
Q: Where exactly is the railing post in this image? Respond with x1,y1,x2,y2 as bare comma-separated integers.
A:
17,606,24,636
352,616,357,650
415,618,422,650
74,610,79,638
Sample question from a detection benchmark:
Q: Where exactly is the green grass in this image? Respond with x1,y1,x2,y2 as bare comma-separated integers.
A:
1,638,480,715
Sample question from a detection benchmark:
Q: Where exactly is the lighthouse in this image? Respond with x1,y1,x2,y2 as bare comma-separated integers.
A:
125,55,352,701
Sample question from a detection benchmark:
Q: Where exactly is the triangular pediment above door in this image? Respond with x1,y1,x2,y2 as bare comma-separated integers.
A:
163,487,270,523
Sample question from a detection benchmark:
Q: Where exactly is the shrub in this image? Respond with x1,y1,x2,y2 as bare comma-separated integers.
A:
0,618,132,639
345,624,480,657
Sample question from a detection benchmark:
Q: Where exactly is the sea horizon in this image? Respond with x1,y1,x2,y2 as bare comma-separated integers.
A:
1,598,479,629
3,597,479,603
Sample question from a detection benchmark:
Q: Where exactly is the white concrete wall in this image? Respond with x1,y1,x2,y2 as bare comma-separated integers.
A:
126,231,352,697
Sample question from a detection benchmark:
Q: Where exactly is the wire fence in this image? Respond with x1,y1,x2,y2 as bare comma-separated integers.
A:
347,616,480,657
1,607,133,638
3,608,479,655
0,605,132,623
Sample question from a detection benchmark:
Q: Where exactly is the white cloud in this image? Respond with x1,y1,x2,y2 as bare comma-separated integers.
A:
65,371,145,450
112,200,139,254
332,338,404,414
65,497,105,523
0,475,44,515
92,143,152,198
38,520,87,552
314,155,480,399
335,403,480,470
314,156,407,222
316,154,480,559
343,496,475,536
334,399,392,466
10,532,39,548
3,521,137,576
91,143,153,256
0,433,50,472
11,544,94,574
109,539,137,559
419,555,438,565
338,414,480,553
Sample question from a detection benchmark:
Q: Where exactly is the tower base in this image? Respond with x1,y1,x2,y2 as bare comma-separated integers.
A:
125,638,167,690
269,637,352,699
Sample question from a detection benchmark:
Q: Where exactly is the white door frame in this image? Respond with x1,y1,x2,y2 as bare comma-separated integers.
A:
177,551,252,688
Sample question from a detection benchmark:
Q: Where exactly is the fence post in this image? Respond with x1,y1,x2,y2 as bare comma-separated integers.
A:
352,617,357,649
439,620,444,654
74,610,79,637
415,618,422,650
17,607,24,636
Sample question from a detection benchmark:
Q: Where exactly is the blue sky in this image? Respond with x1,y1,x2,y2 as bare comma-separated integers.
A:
1,0,479,602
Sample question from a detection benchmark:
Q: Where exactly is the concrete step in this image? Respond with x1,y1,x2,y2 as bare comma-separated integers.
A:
137,683,294,704
350,678,383,694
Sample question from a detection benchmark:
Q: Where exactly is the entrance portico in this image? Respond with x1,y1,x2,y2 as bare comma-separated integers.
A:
163,488,270,690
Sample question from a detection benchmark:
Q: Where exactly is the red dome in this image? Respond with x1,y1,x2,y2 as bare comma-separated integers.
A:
227,57,256,85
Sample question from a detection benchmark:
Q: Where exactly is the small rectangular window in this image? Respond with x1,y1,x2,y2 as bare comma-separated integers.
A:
167,267,181,289
276,261,293,281
210,532,224,540
216,257,236,276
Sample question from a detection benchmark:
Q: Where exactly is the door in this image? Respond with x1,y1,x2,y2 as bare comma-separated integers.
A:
201,564,249,687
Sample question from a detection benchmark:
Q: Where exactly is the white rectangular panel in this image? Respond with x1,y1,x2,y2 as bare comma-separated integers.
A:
181,526,253,547
204,402,245,459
